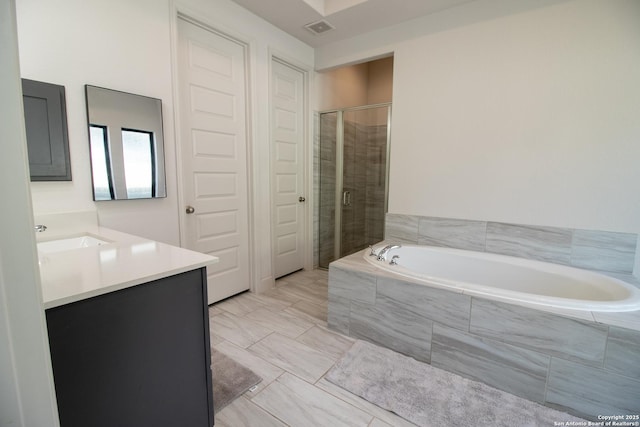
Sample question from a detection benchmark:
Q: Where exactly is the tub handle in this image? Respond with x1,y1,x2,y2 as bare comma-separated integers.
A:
368,246,377,257
390,255,400,266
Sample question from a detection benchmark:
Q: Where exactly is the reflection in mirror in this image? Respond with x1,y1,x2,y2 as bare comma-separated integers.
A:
89,125,112,200
85,85,167,200
122,129,154,199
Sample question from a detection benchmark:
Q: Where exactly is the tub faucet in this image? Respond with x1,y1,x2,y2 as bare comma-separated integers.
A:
377,244,401,261
34,224,47,233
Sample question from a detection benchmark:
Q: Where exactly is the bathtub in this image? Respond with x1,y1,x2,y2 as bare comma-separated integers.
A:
365,244,640,312
329,244,640,419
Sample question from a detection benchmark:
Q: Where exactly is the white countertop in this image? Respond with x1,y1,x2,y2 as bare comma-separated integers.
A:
37,226,218,309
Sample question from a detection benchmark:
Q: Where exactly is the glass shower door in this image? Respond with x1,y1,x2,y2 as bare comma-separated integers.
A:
341,106,389,258
318,104,390,269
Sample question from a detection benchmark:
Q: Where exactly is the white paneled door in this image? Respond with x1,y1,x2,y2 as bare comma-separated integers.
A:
271,59,306,278
178,17,250,303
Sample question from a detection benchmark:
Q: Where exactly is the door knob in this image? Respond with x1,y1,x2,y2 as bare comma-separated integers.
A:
298,196,306,203
186,206,195,214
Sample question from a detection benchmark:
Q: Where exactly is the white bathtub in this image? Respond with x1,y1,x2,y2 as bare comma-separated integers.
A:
365,244,640,312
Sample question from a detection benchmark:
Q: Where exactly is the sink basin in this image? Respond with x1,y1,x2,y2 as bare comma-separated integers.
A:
37,234,111,254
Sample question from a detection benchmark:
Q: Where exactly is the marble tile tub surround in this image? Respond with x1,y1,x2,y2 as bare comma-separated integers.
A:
328,252,640,420
386,213,639,276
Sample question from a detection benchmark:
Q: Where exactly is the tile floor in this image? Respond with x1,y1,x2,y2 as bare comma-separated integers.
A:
211,269,416,427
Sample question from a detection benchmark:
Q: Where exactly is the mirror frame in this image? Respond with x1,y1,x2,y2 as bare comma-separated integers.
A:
85,85,167,201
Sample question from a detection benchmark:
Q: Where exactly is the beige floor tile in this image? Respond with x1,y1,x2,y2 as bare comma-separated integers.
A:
311,268,329,278
312,272,329,282
284,306,329,328
245,307,314,338
296,325,355,359
315,378,417,427
289,280,329,300
281,271,317,285
290,299,328,321
214,292,265,316
369,418,394,427
210,312,273,348
263,287,304,305
252,373,373,427
247,292,294,312
249,333,336,383
274,278,293,288
276,283,327,306
215,396,286,427
209,305,225,316
210,333,225,346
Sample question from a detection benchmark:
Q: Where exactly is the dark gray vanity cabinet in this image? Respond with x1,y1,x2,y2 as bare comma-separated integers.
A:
22,78,72,181
45,268,214,427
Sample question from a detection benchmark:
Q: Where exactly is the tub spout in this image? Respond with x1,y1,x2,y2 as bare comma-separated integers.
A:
377,244,401,261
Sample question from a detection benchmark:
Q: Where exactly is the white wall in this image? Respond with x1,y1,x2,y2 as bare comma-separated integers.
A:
0,1,59,425
317,62,369,110
366,56,393,105
317,0,640,233
317,56,393,111
16,0,314,286
17,0,181,244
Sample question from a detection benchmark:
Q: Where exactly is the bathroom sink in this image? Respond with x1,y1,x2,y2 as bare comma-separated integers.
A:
37,234,111,254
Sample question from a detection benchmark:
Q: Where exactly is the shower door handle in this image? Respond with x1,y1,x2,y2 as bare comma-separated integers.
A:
342,191,351,207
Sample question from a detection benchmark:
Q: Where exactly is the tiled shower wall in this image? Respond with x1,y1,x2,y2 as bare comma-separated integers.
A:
313,112,320,269
385,213,639,275
364,124,387,246
317,113,337,268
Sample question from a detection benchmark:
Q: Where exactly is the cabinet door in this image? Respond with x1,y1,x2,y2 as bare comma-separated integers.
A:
22,78,72,181
46,269,214,427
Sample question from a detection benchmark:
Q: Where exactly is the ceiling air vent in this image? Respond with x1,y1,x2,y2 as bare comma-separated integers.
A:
304,19,335,35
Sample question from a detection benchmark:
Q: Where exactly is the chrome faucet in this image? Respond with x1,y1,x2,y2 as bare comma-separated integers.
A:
377,244,401,261
34,224,47,233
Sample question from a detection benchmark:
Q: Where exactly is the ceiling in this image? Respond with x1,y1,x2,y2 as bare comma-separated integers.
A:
230,0,478,47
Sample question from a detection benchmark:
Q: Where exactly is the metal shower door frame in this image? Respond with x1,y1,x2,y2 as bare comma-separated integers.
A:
319,102,392,262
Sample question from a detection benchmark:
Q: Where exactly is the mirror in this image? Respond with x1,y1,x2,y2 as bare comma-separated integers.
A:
85,85,166,200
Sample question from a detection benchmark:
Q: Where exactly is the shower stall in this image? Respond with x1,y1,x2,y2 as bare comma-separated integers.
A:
317,103,391,269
